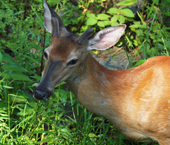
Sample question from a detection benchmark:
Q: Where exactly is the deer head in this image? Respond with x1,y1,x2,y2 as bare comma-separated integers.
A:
33,0,126,100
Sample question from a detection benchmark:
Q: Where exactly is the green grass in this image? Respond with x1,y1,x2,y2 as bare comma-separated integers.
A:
0,84,159,144
0,0,169,144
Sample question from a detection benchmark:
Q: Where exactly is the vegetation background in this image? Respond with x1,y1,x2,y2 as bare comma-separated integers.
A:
0,0,170,144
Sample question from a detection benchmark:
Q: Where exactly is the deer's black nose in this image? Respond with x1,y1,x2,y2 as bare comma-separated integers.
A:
33,87,52,100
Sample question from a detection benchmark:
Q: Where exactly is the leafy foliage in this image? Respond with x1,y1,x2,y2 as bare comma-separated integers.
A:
0,0,170,144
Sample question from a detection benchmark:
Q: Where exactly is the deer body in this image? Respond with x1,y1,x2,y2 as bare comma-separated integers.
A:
33,1,170,144
67,53,170,142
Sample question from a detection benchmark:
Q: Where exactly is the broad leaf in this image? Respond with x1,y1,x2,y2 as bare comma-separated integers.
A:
2,63,28,72
107,8,119,15
48,0,62,5
97,21,105,27
18,107,34,116
135,60,146,66
97,20,110,27
9,94,27,103
97,14,110,20
130,24,148,29
86,13,96,18
111,15,118,23
1,52,15,63
86,18,97,25
11,73,32,81
30,75,41,81
118,15,126,23
121,8,134,17
6,42,18,50
117,0,137,6
111,22,119,26
3,85,13,89
161,12,170,16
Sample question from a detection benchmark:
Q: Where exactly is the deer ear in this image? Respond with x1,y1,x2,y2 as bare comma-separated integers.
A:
43,0,68,35
43,0,52,33
87,24,126,51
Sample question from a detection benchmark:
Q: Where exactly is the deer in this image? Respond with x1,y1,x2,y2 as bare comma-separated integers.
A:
33,0,170,144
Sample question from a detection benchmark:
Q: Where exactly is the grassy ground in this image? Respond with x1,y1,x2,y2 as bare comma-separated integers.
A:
0,0,170,144
0,86,159,144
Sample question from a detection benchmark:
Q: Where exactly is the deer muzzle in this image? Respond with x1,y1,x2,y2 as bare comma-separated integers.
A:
33,86,52,100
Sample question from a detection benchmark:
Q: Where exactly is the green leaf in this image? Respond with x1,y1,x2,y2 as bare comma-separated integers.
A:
11,73,32,82
130,24,147,29
107,8,119,15
30,75,41,81
18,107,34,116
0,52,2,63
2,72,10,79
29,102,37,108
71,27,77,32
2,63,28,72
13,11,24,16
86,13,96,18
6,43,18,50
32,83,39,87
60,89,68,106
81,25,88,32
111,22,119,26
111,15,118,23
97,14,110,20
23,55,39,65
117,0,137,6
97,21,105,27
103,20,110,26
121,8,134,17
135,60,146,66
56,82,66,88
86,18,97,25
1,52,15,63
48,0,62,5
145,42,150,50
0,10,6,19
161,12,170,16
118,15,126,23
36,137,58,144
148,48,159,56
97,20,110,27
53,89,69,106
157,46,164,49
9,94,27,103
0,102,8,110
3,85,13,89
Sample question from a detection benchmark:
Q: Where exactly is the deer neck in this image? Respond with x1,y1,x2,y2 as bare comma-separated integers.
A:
66,53,128,121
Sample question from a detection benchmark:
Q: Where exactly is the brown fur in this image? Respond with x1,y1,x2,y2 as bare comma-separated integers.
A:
38,2,170,143
67,54,170,144
39,33,170,144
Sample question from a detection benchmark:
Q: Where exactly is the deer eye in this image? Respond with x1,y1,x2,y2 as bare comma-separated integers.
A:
44,51,48,60
67,59,78,66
